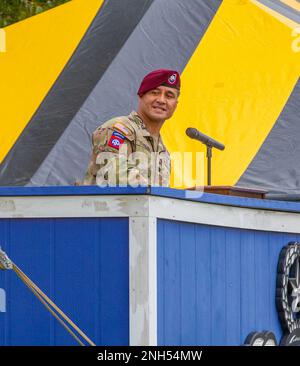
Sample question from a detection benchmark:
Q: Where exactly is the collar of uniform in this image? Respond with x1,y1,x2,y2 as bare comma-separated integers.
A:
129,111,151,137
129,111,168,153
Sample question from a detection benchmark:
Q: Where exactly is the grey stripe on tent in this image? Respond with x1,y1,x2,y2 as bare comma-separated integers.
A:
30,0,222,186
0,0,154,186
256,0,300,24
238,78,300,196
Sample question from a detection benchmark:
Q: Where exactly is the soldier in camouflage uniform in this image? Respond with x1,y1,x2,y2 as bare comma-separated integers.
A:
83,69,180,187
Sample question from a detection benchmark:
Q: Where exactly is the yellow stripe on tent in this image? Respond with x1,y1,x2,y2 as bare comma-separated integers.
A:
163,0,300,188
0,0,104,163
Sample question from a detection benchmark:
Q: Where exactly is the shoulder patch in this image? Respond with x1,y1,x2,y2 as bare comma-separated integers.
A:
113,122,131,136
108,131,125,150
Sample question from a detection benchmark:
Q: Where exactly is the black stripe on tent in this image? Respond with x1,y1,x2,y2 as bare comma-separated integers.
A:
0,0,154,186
238,78,300,197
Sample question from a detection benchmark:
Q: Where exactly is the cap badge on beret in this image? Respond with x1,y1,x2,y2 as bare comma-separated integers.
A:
137,69,181,96
168,74,177,84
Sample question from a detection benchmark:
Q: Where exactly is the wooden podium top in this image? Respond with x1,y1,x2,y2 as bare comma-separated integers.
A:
191,185,268,199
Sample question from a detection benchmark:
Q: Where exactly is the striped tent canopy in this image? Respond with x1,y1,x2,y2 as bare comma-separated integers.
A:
0,0,299,199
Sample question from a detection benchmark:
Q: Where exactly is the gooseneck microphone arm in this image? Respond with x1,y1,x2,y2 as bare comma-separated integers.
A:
186,127,225,186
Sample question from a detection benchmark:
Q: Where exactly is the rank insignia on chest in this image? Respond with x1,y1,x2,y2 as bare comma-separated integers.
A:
108,131,125,150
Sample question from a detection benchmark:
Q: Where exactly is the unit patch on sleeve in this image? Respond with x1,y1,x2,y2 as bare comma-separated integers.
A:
108,131,126,150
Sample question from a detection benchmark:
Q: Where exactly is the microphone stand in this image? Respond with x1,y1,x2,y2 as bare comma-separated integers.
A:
206,145,212,186
185,127,225,187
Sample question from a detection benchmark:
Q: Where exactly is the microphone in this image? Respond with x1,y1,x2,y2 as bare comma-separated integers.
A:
186,127,225,151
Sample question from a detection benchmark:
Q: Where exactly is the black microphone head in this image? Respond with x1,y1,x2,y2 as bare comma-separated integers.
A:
186,127,198,139
186,127,225,150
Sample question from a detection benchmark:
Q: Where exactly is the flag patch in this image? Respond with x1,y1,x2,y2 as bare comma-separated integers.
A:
113,122,130,136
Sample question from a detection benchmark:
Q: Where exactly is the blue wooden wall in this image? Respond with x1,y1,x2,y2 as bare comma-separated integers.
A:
157,219,300,346
0,217,129,346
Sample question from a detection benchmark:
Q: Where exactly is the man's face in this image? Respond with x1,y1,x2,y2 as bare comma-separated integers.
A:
138,85,179,123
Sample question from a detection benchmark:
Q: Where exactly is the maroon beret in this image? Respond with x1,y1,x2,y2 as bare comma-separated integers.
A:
137,69,181,96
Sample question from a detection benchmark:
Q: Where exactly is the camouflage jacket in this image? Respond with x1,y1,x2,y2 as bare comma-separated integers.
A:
83,111,170,187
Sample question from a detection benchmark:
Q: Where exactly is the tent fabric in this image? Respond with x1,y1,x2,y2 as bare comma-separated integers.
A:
254,0,300,24
159,0,300,190
0,0,103,168
29,0,222,186
0,0,153,186
0,0,299,199
238,78,300,197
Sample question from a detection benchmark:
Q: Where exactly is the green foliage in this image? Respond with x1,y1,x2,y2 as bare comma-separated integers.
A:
0,0,71,27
